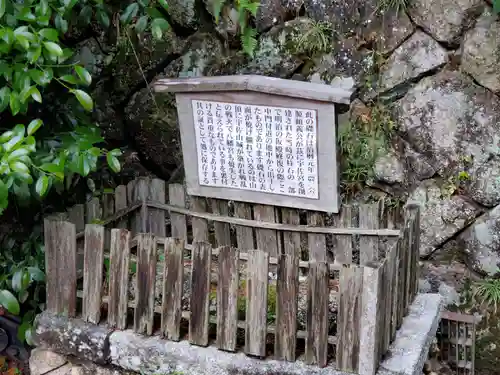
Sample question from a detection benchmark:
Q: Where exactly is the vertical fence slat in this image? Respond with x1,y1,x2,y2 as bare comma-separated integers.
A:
161,237,184,341
44,220,77,316
334,205,354,264
358,265,382,375
102,193,114,249
408,204,420,303
86,197,101,223
359,203,380,265
131,178,149,234
169,184,188,241
379,258,390,359
191,197,209,242
398,224,410,328
307,212,327,262
212,199,231,247
391,239,401,339
234,202,254,250
383,241,398,352
134,233,157,335
149,178,166,236
68,204,85,232
337,265,363,372
189,241,211,346
305,261,329,367
275,208,300,361
245,249,269,357
216,246,239,352
108,228,131,329
254,205,278,258
82,224,105,324
115,185,128,229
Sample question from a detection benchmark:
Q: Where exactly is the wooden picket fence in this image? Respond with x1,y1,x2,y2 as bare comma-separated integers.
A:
43,177,420,375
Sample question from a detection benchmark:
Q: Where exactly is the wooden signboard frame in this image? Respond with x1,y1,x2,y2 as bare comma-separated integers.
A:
154,75,352,213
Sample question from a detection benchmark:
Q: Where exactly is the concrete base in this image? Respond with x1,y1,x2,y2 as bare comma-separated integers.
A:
31,293,442,375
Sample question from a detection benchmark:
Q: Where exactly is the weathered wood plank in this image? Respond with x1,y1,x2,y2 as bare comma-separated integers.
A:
86,198,101,223
102,193,114,250
148,200,401,237
44,220,77,316
169,184,187,241
191,197,209,243
148,178,166,236
131,178,149,234
245,250,269,357
216,246,239,351
307,212,327,262
234,202,254,250
161,237,184,341
334,205,354,264
189,241,212,346
68,204,85,232
254,205,278,258
275,208,300,361
305,261,329,367
134,233,157,335
211,199,231,247
108,229,131,329
82,225,105,324
359,265,382,375
114,185,128,229
337,265,363,372
359,203,381,265
127,179,136,206
391,238,402,339
408,204,420,304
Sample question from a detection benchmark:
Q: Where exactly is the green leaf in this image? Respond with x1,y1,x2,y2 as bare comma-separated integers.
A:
0,86,10,112
20,86,41,104
12,270,23,292
109,148,122,157
494,0,500,14
0,0,5,19
151,18,169,39
97,9,110,28
27,46,42,63
25,327,34,346
0,289,20,315
79,5,92,24
27,267,45,282
158,0,169,12
55,14,68,34
27,119,43,135
36,174,49,197
72,89,93,111
75,66,92,86
244,1,259,16
59,74,78,85
7,147,30,161
30,69,52,86
241,27,258,57
43,41,63,57
39,28,59,41
135,15,149,33
120,2,139,24
9,91,20,116
17,321,30,343
107,153,121,173
10,161,29,174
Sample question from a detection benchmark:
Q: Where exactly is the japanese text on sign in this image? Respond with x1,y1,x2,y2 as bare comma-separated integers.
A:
192,99,319,199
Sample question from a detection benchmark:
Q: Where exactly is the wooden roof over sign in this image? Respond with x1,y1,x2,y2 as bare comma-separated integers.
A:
153,75,354,104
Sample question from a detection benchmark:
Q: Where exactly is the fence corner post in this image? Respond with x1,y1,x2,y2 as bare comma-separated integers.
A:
358,264,382,375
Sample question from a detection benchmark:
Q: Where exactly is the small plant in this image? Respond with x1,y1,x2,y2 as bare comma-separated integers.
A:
295,21,332,57
472,275,500,314
376,0,409,15
212,0,260,57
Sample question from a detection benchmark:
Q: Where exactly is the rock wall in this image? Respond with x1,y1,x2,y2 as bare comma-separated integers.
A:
87,0,500,347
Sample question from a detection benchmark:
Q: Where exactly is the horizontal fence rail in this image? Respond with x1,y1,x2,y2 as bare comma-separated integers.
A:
43,177,420,375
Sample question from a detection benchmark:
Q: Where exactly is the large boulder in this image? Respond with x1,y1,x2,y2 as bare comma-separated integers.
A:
124,33,225,179
255,0,302,32
168,0,199,29
457,205,500,276
409,180,479,257
408,0,483,45
394,70,500,203
462,8,500,94
376,31,448,96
